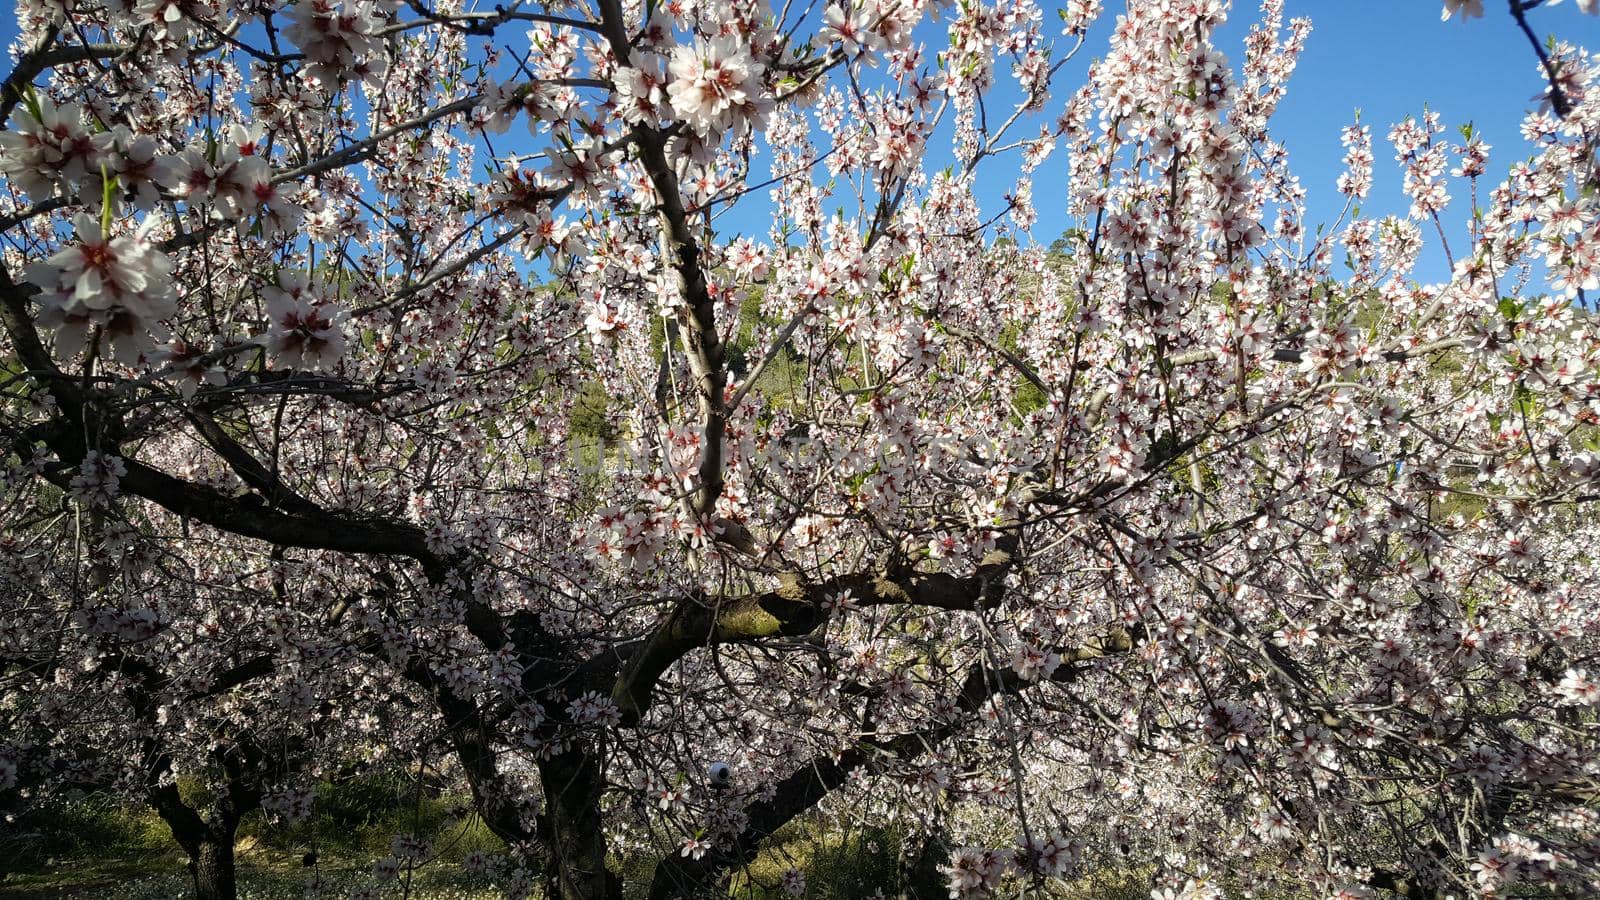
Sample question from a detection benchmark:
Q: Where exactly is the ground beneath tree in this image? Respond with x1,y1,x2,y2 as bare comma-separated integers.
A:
0,843,500,899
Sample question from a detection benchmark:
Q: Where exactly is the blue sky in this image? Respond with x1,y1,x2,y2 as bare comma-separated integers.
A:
709,0,1597,281
2,1,1596,284
962,1,1600,278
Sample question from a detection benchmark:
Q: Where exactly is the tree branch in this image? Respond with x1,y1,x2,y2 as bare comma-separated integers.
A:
611,541,1021,725
1508,0,1572,118
644,625,1139,898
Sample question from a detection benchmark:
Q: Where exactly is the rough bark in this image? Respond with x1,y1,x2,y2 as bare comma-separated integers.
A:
191,827,240,900
538,745,621,900
117,644,267,900
898,829,954,900
612,546,1020,725
143,765,251,900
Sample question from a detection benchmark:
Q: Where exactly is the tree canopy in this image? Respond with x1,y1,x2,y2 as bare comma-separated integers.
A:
2,0,1600,898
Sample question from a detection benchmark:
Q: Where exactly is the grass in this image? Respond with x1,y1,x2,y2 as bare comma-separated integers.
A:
1,813,503,900
0,852,503,899
4,802,928,900
4,787,1161,899
726,821,906,899
0,773,506,899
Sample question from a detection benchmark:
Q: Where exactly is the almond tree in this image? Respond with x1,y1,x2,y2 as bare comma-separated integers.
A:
2,1,1600,899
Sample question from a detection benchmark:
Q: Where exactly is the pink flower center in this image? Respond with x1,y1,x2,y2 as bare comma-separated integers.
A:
80,242,113,270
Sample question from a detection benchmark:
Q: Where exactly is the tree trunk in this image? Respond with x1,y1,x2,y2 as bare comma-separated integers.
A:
537,744,620,900
146,769,250,900
191,831,238,900
898,828,950,900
